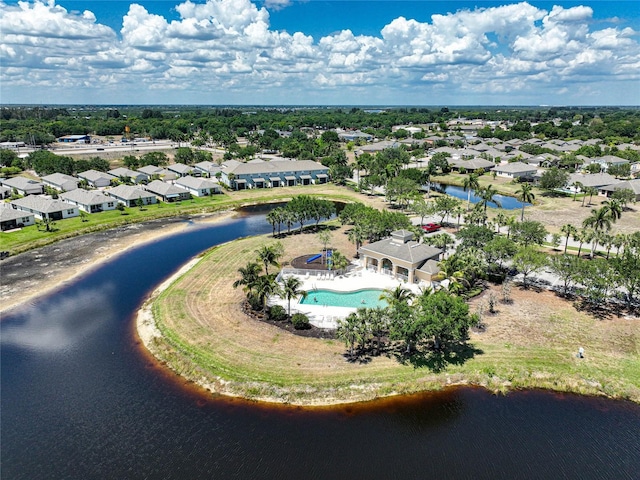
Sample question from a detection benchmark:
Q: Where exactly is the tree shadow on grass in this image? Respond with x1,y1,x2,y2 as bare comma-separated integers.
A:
394,342,483,373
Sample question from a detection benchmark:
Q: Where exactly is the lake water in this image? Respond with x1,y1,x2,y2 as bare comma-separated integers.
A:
426,182,531,210
1,208,639,479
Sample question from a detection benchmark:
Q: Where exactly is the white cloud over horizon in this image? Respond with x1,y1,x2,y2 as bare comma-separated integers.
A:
1,0,639,105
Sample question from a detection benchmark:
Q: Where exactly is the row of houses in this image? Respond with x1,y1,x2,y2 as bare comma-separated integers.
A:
219,159,329,190
0,175,223,230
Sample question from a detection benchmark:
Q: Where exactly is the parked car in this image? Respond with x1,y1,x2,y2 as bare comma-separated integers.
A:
421,223,442,233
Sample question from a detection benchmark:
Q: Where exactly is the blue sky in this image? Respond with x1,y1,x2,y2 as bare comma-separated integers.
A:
1,0,639,105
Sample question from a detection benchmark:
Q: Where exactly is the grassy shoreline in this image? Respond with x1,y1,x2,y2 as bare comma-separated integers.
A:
142,231,640,406
0,185,370,255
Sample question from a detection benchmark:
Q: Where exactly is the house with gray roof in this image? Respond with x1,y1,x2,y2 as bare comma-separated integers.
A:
143,180,190,202
567,173,618,192
108,167,149,184
0,185,11,199
1,176,44,196
175,176,221,197
220,159,329,190
599,179,640,201
358,230,442,284
77,169,116,188
105,185,157,207
587,155,629,172
60,189,117,213
166,163,195,177
41,173,78,192
193,161,221,178
1,204,35,231
137,165,178,182
448,157,495,173
491,162,537,179
11,195,79,220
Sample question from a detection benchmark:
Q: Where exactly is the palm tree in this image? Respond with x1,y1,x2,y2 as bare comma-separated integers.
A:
347,224,366,256
613,233,626,257
601,232,614,259
494,210,508,234
337,312,362,357
574,229,587,257
254,274,281,313
478,184,500,213
572,181,583,202
603,198,623,221
453,205,465,231
462,173,480,211
255,243,283,275
515,182,535,222
505,215,517,239
583,206,613,234
281,276,307,317
266,209,280,237
379,285,414,309
434,258,470,294
560,223,577,254
232,261,262,295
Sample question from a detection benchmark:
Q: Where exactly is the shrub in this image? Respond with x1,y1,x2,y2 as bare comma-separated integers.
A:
291,313,311,330
247,293,262,311
268,305,287,321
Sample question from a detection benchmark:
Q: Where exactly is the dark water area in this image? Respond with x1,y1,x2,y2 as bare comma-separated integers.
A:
427,182,530,210
2,209,639,480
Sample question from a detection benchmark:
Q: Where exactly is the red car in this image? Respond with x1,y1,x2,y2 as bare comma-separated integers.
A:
421,223,442,233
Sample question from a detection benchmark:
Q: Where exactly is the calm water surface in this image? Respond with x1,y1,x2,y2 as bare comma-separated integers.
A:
2,208,638,479
428,182,531,210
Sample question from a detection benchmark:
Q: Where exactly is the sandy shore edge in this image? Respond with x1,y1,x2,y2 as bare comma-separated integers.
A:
1,211,235,315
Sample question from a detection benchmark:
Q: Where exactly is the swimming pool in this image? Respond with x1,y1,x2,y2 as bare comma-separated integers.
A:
300,289,388,308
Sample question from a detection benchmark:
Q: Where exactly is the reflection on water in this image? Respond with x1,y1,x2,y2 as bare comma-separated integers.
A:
429,182,530,210
1,209,639,480
1,284,115,352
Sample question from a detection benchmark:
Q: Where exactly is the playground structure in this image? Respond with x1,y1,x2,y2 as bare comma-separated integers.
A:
305,249,334,270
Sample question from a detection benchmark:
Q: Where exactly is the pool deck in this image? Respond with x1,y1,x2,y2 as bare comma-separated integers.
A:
270,265,424,329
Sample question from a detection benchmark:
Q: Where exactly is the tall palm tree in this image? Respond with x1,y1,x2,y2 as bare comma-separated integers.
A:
462,173,480,211
574,229,587,258
494,210,508,234
255,243,283,275
478,184,500,213
337,313,361,357
281,276,307,317
613,233,627,257
515,182,535,222
379,285,414,309
572,181,583,202
254,274,281,313
583,206,613,234
560,223,577,254
453,205,465,231
232,261,262,295
603,198,623,222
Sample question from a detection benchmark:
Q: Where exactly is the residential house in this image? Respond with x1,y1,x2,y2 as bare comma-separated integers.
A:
137,165,178,182
108,167,149,184
143,180,191,202
491,162,537,179
598,179,640,201
166,163,195,178
77,169,116,188
11,195,79,220
358,230,442,284
567,173,618,193
193,161,221,178
105,185,157,207
1,176,44,196
175,176,221,197
220,159,329,190
41,172,78,192
0,185,11,199
448,157,495,173
587,155,630,172
60,189,117,213
0,204,35,231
